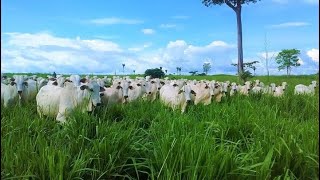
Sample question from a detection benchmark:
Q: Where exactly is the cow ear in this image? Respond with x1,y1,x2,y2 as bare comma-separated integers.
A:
80,85,88,90
80,78,87,83
52,81,58,86
160,81,165,85
100,86,105,92
178,90,183,94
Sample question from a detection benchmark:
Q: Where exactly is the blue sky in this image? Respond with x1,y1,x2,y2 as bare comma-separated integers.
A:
1,0,319,75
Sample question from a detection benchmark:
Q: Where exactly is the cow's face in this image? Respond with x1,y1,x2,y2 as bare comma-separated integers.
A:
80,81,104,111
12,75,28,96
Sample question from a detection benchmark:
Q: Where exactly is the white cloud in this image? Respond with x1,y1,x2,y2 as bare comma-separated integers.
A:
89,17,143,25
160,24,177,29
128,43,152,52
141,29,155,35
268,22,311,28
307,48,319,63
81,40,122,52
5,32,81,49
2,32,317,75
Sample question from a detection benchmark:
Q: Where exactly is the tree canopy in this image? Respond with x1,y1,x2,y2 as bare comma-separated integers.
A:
144,68,165,78
203,62,212,75
275,49,301,76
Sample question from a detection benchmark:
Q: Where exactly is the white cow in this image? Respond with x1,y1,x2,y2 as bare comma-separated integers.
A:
69,75,81,86
143,80,159,102
100,85,124,106
36,81,104,123
160,84,195,113
294,81,317,95
1,82,18,107
190,82,212,105
128,81,147,102
229,82,238,96
273,85,285,97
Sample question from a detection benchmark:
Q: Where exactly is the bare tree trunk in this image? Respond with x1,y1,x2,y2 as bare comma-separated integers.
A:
264,33,270,80
286,66,289,76
236,7,244,75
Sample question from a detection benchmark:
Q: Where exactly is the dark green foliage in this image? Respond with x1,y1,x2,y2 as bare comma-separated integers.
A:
239,70,253,82
144,68,165,78
189,71,198,75
275,49,301,76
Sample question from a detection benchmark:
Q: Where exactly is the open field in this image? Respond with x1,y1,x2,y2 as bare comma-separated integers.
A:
1,74,319,179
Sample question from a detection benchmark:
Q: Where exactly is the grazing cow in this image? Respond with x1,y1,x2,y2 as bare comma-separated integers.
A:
239,81,252,96
1,83,18,107
128,81,147,102
210,82,224,102
21,79,38,102
273,85,285,97
36,81,104,123
160,84,196,113
294,81,317,95
100,84,124,106
190,82,212,105
263,83,276,95
36,77,48,91
229,82,238,96
69,74,81,86
143,80,159,102
1,75,9,85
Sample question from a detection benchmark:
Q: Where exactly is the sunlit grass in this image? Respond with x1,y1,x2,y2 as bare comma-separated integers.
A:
1,75,319,179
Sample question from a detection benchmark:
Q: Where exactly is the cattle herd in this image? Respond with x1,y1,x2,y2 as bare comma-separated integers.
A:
1,74,317,124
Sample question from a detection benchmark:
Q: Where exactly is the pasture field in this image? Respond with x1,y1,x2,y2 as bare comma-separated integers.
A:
1,74,319,179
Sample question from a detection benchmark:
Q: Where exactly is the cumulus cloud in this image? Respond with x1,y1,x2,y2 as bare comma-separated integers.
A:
2,32,317,75
88,17,143,25
141,29,155,35
268,22,310,28
128,43,152,52
1,33,237,75
307,48,319,63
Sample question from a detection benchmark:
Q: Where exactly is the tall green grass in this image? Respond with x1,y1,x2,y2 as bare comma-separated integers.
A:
1,75,319,179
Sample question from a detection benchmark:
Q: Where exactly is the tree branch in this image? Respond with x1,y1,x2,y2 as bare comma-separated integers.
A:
224,0,236,11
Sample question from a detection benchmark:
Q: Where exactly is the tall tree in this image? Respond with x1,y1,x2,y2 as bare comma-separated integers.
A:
275,49,301,76
122,63,125,75
203,62,211,75
202,0,260,77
